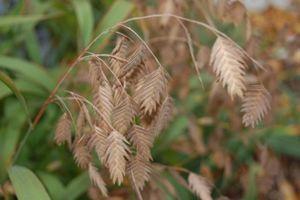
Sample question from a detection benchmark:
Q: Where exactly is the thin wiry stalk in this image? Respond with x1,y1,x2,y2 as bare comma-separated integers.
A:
176,19,204,88
149,36,201,48
81,53,129,63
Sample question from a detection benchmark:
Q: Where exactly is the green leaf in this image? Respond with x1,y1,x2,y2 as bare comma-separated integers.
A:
0,13,62,27
0,102,27,181
92,0,134,51
8,166,51,200
25,30,42,64
72,0,94,48
153,116,188,155
0,56,55,91
243,164,260,200
0,71,31,125
38,172,65,200
0,15,45,26
265,134,300,158
0,79,45,99
64,172,90,200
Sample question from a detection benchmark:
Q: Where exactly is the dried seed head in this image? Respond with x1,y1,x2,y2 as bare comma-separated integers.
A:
88,163,108,197
55,113,72,147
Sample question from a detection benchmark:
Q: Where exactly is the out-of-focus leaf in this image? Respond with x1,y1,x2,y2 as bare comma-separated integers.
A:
72,0,94,48
0,56,55,91
265,134,300,158
0,15,45,26
8,166,51,200
154,116,188,155
243,164,260,200
25,30,42,64
0,13,61,27
64,172,90,200
0,103,26,181
0,71,31,123
38,172,65,200
92,0,134,51
0,79,45,99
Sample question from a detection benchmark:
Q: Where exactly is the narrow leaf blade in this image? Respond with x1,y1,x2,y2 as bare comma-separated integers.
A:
8,166,51,200
0,71,31,125
92,0,134,51
72,0,94,48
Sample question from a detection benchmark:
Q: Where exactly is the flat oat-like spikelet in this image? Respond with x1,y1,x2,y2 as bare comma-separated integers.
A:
128,155,151,191
134,68,168,116
210,36,247,99
55,113,72,147
112,92,137,134
88,163,108,197
104,130,130,185
118,44,147,79
152,96,174,136
94,77,114,124
188,173,212,200
128,125,153,161
89,125,109,163
89,58,103,88
73,135,92,169
110,37,129,76
241,83,271,128
76,108,85,135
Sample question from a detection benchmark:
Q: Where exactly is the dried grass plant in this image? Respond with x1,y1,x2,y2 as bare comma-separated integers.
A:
52,2,271,198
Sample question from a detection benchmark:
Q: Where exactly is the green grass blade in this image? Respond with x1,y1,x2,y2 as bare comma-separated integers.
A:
72,0,94,48
92,0,134,51
243,164,260,200
8,166,51,200
25,30,42,64
0,79,46,99
0,56,55,91
0,71,31,125
38,172,65,200
64,172,90,200
0,15,44,26
265,134,300,158
0,102,27,181
0,13,62,27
